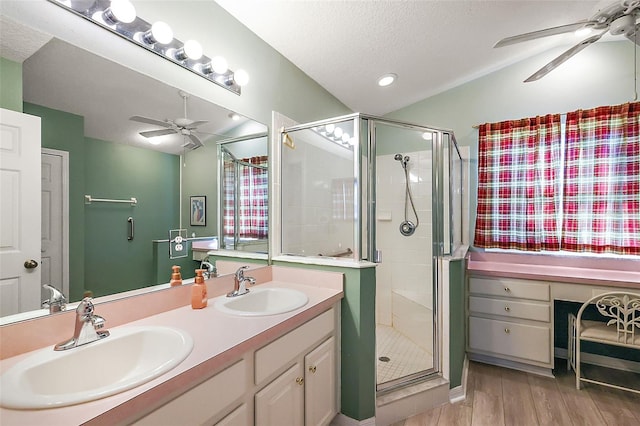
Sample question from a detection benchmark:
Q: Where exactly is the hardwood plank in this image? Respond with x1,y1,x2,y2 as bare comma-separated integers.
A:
501,368,538,426
438,403,472,426
527,374,573,426
404,406,442,426
471,363,504,426
556,370,607,426
586,385,639,426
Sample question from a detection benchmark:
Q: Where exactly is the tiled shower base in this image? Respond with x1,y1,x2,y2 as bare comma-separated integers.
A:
376,324,433,384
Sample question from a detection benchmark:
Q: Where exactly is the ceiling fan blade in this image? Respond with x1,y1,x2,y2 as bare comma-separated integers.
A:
130,116,172,128
494,20,592,48
187,133,204,148
140,129,177,138
185,120,208,129
524,32,605,82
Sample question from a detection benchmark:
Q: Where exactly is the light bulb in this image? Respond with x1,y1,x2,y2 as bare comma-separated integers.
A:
234,69,250,86
104,0,136,24
422,132,433,141
211,56,228,74
183,40,203,60
334,127,343,138
342,133,351,143
325,124,335,134
150,21,173,44
377,73,397,87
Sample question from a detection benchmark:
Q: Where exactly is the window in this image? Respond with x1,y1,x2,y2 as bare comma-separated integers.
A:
474,102,640,256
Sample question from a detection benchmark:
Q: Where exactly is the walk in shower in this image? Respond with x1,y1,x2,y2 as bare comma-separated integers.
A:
276,113,464,394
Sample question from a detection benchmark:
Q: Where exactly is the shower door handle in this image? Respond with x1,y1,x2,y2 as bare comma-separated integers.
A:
373,249,383,263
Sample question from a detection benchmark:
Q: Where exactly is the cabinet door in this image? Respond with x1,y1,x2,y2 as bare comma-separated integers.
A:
304,337,336,426
216,404,250,426
255,363,304,426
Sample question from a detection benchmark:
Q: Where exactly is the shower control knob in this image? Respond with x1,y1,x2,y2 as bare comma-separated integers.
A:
504,306,510,312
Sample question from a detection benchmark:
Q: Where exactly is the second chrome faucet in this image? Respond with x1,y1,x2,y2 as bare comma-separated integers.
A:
227,266,256,297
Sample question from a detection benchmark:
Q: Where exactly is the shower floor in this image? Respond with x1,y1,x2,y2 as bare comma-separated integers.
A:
376,324,433,384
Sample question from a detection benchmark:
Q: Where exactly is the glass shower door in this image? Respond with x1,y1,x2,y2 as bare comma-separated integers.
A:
371,120,439,391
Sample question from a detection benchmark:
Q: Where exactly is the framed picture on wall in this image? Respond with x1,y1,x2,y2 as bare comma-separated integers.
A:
190,196,206,226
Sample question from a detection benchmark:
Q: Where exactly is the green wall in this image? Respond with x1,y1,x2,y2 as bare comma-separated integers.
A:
83,136,181,297
23,102,185,300
0,57,22,112
24,102,86,301
272,261,377,421
448,258,466,388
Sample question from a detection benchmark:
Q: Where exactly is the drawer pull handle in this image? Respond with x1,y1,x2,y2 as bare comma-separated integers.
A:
504,287,511,293
504,328,510,334
504,306,510,312
308,366,317,373
296,377,304,385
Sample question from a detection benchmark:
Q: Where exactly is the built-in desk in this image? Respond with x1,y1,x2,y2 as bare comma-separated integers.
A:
466,252,640,376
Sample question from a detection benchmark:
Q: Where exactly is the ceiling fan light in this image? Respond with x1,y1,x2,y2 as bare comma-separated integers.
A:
234,69,250,86
102,0,136,24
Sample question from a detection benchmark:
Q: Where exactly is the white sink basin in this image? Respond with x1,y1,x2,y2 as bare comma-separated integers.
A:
214,287,308,316
0,326,193,409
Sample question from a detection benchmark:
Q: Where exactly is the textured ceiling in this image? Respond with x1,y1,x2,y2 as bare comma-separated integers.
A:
215,0,603,115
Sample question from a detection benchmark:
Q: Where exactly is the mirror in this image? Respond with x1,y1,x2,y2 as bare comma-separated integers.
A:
0,20,268,322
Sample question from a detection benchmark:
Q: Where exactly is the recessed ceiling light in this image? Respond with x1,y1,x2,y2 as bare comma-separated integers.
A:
377,73,397,87
229,113,240,121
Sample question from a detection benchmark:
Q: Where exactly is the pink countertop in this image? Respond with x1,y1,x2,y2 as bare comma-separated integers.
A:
467,251,640,288
0,267,343,426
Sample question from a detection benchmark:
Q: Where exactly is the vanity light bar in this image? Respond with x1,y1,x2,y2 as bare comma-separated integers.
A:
313,124,355,150
48,0,247,95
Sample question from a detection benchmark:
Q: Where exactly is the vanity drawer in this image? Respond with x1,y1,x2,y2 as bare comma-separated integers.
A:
469,296,550,322
469,277,550,301
469,317,551,364
255,308,334,385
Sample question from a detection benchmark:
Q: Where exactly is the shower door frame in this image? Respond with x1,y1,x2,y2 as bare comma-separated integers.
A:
366,116,456,393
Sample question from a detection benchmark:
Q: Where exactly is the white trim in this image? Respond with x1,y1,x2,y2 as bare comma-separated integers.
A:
555,347,640,373
41,148,69,298
449,356,469,403
330,414,376,426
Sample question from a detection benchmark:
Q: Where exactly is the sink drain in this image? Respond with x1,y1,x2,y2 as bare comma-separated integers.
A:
378,356,390,362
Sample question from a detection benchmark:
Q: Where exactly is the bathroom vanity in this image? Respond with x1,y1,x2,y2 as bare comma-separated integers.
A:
0,266,343,425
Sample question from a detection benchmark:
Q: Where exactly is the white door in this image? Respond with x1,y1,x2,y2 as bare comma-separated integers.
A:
0,108,42,316
41,149,68,299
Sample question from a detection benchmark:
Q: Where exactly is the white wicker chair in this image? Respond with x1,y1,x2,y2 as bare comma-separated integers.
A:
568,292,640,394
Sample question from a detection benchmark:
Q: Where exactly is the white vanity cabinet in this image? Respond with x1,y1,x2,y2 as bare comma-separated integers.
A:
255,308,337,426
467,276,553,372
133,305,338,426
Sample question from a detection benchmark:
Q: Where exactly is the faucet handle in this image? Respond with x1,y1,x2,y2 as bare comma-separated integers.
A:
235,265,250,280
42,285,66,313
77,297,95,317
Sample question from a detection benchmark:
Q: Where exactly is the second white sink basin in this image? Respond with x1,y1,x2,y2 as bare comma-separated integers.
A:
214,287,308,316
0,325,193,409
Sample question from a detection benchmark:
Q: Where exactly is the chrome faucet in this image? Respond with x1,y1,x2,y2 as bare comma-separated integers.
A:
42,284,66,314
227,266,256,297
54,297,109,351
200,260,217,279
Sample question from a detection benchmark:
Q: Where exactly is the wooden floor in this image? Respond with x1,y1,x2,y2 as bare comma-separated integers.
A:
392,360,640,426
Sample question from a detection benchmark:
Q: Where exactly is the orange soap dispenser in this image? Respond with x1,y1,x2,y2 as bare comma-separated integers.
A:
191,269,208,309
170,265,182,287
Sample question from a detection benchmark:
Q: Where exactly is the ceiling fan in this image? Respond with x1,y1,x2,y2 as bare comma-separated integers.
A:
130,90,208,150
494,0,640,82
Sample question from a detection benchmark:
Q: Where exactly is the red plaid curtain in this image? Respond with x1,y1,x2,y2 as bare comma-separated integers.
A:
474,115,562,251
562,102,640,255
223,156,268,240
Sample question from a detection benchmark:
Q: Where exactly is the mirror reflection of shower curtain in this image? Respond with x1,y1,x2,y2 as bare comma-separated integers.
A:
222,156,268,242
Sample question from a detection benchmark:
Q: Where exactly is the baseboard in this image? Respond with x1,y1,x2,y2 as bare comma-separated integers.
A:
449,355,468,403
468,353,554,377
555,347,640,373
330,414,375,426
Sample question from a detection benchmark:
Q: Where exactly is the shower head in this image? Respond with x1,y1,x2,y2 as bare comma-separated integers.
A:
394,153,410,168
394,153,403,161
